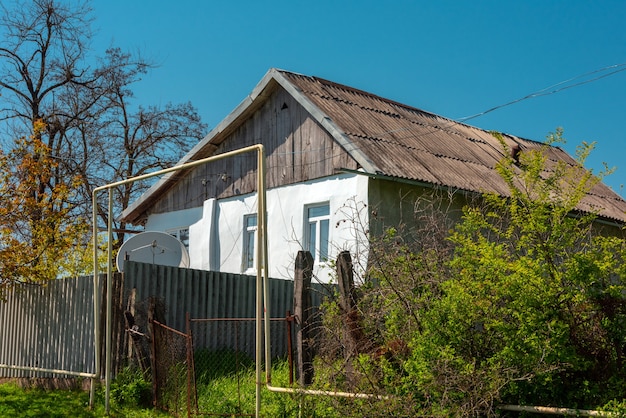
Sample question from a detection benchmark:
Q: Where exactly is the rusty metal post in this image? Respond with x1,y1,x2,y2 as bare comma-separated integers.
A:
185,312,196,418
286,311,294,386
149,317,158,408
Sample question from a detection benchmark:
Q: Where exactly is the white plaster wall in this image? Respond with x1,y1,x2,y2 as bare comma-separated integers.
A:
188,198,216,271
143,173,370,283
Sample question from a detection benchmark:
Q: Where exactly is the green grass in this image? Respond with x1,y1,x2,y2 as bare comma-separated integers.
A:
0,358,354,417
0,382,170,418
193,355,344,417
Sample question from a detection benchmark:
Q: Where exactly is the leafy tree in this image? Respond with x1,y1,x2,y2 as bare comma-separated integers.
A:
0,120,87,295
422,132,626,414
0,0,206,285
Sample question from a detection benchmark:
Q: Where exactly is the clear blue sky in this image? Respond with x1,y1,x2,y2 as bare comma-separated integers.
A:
90,0,626,194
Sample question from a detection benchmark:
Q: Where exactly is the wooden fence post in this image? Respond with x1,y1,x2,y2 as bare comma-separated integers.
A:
336,250,362,388
294,250,314,386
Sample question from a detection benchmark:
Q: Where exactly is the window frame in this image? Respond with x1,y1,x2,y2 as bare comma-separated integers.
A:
243,213,258,272
304,202,330,264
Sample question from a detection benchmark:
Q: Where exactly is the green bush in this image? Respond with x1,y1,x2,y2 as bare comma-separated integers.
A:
109,366,152,408
315,132,626,416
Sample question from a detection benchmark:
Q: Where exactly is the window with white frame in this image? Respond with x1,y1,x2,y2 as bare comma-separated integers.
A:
243,214,258,271
167,227,189,248
305,203,330,263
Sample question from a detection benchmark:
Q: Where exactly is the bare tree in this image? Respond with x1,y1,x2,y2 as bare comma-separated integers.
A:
0,0,206,278
75,47,206,248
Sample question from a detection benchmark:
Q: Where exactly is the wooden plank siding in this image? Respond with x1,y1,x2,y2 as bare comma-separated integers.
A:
149,87,359,216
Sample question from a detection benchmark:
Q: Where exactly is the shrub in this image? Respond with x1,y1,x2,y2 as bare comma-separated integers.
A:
110,366,152,409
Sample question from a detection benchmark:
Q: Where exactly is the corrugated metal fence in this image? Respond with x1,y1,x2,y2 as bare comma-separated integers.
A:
0,275,103,378
0,261,331,379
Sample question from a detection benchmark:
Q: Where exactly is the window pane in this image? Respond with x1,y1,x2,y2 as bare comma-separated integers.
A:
306,204,330,263
319,219,329,261
308,205,329,218
246,230,255,269
246,216,257,228
244,215,257,270
308,222,317,257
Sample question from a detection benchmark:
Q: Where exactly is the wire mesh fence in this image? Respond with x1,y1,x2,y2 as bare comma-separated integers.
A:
188,317,292,417
150,314,294,417
150,319,195,417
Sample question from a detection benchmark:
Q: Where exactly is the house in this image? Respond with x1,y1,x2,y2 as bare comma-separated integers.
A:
120,68,626,282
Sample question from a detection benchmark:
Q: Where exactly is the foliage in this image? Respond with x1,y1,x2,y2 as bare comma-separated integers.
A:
0,0,206,285
316,130,626,416
109,366,152,409
423,131,626,413
191,356,346,417
0,120,88,295
194,348,255,382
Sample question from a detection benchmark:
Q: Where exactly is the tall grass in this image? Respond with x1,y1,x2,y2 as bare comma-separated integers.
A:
193,350,345,417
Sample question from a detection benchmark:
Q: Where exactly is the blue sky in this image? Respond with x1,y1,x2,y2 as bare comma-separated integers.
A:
90,0,626,194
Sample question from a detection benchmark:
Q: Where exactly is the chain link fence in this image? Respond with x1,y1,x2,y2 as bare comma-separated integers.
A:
150,315,293,417
150,319,195,417
188,317,292,416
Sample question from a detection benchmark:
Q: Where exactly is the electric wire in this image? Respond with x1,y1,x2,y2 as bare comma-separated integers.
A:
457,62,626,123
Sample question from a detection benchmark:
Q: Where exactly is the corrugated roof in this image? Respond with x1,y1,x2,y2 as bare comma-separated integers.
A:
278,70,626,223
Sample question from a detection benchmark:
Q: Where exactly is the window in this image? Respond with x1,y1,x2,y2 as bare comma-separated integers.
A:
306,204,330,263
167,227,189,248
243,214,258,271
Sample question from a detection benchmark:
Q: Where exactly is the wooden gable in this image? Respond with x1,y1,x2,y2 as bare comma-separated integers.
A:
144,79,360,219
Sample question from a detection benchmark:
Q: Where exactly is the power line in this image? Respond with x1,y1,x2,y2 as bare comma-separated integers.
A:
458,63,626,123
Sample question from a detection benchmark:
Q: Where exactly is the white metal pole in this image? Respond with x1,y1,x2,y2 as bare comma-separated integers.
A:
499,404,617,417
260,148,271,384
0,364,96,378
90,144,265,413
90,189,101,408
255,144,266,418
105,188,114,414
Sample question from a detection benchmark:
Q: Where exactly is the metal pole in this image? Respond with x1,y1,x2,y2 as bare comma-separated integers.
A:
499,405,617,417
258,145,271,384
255,230,262,416
91,144,265,414
0,364,96,378
255,144,266,418
286,311,294,386
266,384,389,400
105,188,114,414
90,189,101,408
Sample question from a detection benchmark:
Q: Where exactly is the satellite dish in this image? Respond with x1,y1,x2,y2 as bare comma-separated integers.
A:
116,231,190,272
